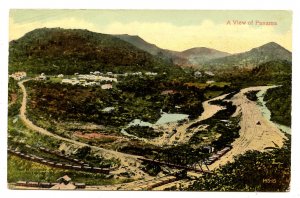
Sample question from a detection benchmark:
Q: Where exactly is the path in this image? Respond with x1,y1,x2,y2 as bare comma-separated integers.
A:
208,86,286,169
17,79,149,180
150,93,229,146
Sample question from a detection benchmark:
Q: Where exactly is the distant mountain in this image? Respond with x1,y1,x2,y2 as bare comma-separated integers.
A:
203,42,292,70
9,28,173,74
179,47,231,66
115,34,231,67
114,34,181,64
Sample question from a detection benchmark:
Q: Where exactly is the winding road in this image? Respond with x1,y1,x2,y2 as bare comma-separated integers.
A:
18,79,149,180
208,86,287,170
16,79,287,190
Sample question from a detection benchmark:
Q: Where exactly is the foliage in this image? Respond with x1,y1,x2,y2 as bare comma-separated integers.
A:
8,154,126,185
141,162,162,176
264,83,291,126
9,28,178,75
126,126,163,139
188,137,291,191
244,90,259,101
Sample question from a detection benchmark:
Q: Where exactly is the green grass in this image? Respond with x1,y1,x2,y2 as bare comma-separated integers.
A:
204,91,223,100
49,77,62,83
8,154,131,185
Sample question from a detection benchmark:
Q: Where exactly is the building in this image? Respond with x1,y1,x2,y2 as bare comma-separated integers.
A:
51,175,76,190
57,74,64,78
101,84,113,90
10,72,27,81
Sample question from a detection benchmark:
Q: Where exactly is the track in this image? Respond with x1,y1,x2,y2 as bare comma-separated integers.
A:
16,79,287,190
17,79,150,180
208,86,287,169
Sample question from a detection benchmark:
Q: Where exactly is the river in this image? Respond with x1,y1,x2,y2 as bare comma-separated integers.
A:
256,87,291,135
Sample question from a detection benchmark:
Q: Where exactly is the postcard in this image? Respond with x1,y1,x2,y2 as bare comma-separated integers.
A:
7,9,292,191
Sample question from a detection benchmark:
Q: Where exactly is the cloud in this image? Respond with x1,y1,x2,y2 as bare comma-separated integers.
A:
9,17,291,53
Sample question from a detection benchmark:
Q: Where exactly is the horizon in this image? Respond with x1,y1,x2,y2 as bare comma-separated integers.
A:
9,10,292,53
11,27,291,54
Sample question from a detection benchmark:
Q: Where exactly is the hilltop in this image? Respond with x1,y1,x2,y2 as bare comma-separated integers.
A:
115,34,230,67
9,28,175,74
203,42,292,70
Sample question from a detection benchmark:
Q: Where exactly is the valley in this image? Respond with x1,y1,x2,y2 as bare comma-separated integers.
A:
7,27,291,191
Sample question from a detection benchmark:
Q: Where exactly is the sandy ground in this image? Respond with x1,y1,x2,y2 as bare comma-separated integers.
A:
208,86,286,170
15,80,287,190
149,93,229,146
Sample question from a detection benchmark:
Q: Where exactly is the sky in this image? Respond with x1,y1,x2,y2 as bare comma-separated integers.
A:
9,10,292,53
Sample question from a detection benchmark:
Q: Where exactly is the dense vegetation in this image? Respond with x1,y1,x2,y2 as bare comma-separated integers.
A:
189,100,240,150
8,154,130,185
125,126,163,139
9,28,179,75
203,42,291,71
25,75,208,128
214,60,291,87
188,136,290,191
264,83,291,126
244,90,259,101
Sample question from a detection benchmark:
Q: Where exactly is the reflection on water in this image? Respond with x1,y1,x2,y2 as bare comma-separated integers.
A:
256,88,291,134
155,113,189,125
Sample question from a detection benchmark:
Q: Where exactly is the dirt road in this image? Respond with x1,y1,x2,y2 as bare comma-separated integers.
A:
18,79,149,180
150,93,228,146
16,80,287,190
208,86,286,169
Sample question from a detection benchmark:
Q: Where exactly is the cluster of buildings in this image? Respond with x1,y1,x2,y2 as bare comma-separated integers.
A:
61,77,115,89
59,71,157,89
9,72,27,81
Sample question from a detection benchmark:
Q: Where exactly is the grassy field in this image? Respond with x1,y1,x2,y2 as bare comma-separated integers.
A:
8,154,132,185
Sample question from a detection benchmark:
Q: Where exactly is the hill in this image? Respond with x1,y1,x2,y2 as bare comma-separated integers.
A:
9,28,174,74
179,47,230,66
115,34,231,67
203,42,292,70
114,34,182,64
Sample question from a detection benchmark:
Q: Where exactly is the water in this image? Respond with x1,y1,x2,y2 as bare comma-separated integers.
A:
120,113,189,139
256,88,291,134
120,119,153,140
127,119,153,127
155,113,189,125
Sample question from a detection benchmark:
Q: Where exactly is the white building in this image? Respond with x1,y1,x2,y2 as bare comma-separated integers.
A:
101,84,113,90
10,72,27,81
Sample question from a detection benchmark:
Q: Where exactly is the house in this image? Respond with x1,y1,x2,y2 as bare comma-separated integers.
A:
145,72,158,76
194,71,202,78
99,76,117,82
94,71,101,75
204,71,215,76
38,75,46,80
61,79,72,84
50,175,76,189
57,74,64,78
206,80,215,84
101,84,113,90
57,175,72,184
10,72,27,81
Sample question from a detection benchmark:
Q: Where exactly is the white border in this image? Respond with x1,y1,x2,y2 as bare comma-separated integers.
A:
0,0,299,198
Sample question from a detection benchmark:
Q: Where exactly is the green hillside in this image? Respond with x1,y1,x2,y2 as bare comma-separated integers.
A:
204,42,292,70
9,28,175,75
